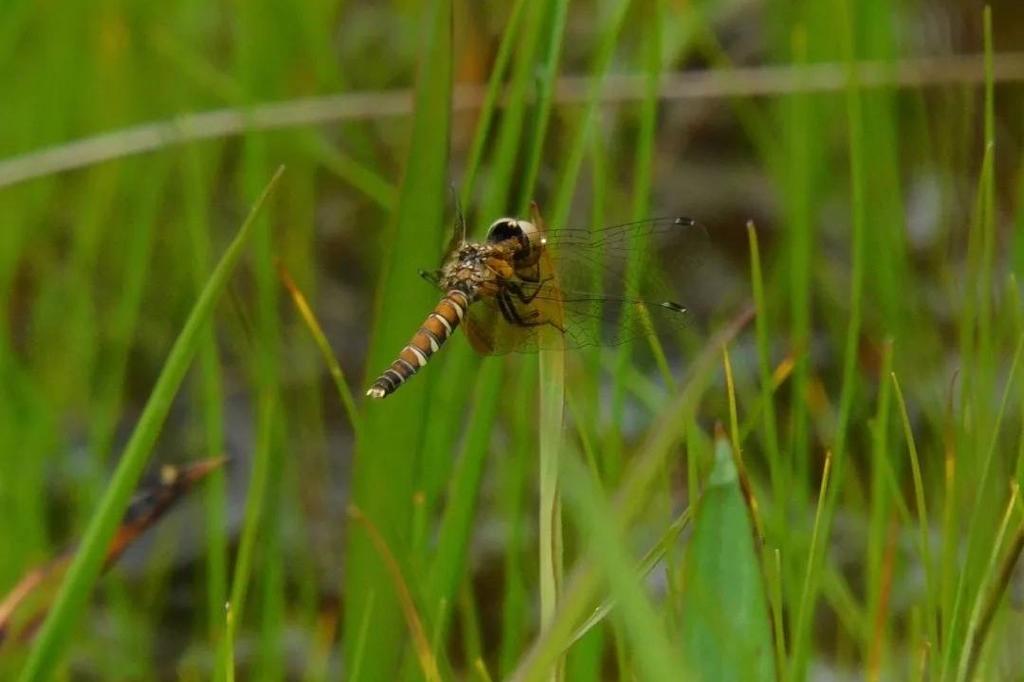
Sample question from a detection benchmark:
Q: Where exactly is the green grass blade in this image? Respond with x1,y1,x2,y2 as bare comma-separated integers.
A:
277,265,362,439
560,454,685,682
791,449,833,682
549,0,633,229
565,506,693,649
891,372,939,654
941,333,1024,678
181,143,229,643
538,327,565,680
342,0,452,678
518,0,570,210
498,369,536,677
17,165,284,682
426,361,503,630
224,390,275,645
790,0,868,672
747,221,783,506
956,484,1018,682
459,0,528,205
222,603,235,682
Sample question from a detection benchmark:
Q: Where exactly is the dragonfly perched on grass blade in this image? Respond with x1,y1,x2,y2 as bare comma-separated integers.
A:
366,203,707,399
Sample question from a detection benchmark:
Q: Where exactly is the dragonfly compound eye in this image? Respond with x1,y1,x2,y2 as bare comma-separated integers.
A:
487,218,542,265
485,218,523,243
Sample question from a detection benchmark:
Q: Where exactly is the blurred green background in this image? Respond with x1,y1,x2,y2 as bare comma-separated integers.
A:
2,0,1024,679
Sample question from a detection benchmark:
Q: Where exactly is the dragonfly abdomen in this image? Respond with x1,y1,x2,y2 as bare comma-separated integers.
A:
366,289,471,399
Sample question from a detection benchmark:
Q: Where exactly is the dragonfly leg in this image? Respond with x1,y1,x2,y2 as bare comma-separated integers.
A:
507,277,553,304
498,289,565,333
418,269,442,286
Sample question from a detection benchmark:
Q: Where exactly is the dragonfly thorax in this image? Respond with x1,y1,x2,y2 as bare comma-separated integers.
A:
438,240,520,299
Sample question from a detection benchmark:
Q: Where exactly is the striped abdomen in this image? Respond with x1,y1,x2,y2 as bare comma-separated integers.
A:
366,289,471,399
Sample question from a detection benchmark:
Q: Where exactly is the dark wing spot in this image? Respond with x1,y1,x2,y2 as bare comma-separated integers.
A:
659,301,687,313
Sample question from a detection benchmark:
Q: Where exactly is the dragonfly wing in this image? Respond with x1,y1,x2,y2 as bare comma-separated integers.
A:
532,217,705,348
424,216,706,354
463,298,545,354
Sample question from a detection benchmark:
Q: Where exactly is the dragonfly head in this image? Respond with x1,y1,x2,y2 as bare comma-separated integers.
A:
486,217,543,267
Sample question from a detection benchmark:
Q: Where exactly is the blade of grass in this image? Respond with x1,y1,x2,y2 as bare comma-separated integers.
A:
891,373,938,653
223,389,275,647
517,0,570,210
747,221,783,508
348,590,375,682
459,0,528,204
548,0,634,229
941,333,1024,679
976,6,997,423
780,23,815,530
517,13,571,670
425,361,503,635
963,512,1024,681
342,0,452,678
866,341,895,646
17,165,284,682
474,658,495,682
348,506,440,682
181,142,229,644
790,0,868,673
866,518,899,682
535,202,566,682
498,368,535,677
768,548,787,679
564,506,693,649
791,449,833,682
459,585,483,669
223,603,234,682
560,454,686,681
239,131,287,681
627,0,673,391
277,263,361,438
956,483,1019,682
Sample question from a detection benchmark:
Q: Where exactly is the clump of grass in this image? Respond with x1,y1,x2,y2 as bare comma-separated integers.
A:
1,1,1024,680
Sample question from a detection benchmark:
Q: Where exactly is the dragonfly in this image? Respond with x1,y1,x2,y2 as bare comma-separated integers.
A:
366,203,706,399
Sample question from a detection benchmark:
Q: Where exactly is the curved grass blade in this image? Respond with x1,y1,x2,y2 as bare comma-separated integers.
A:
564,506,693,650
560,454,685,681
17,166,284,681
956,484,1019,682
348,506,440,682
276,261,361,439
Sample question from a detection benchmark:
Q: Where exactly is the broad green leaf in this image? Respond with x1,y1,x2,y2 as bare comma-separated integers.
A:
680,435,774,681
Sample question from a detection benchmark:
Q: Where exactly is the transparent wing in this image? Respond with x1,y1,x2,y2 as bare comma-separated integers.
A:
464,217,709,354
